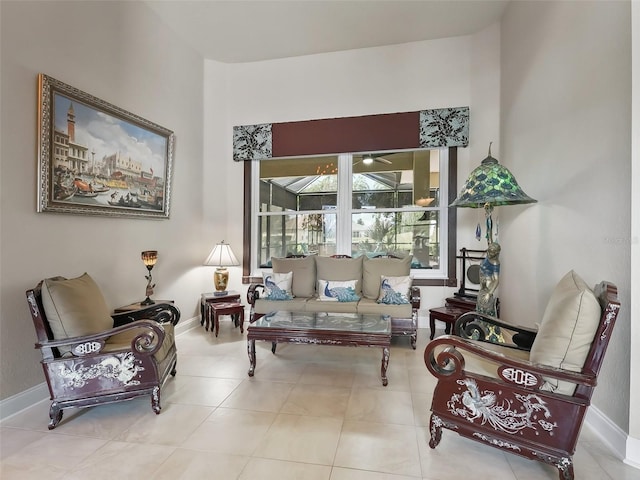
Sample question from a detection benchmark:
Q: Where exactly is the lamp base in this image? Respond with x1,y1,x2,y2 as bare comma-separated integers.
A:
141,297,155,306
213,291,229,297
213,267,229,296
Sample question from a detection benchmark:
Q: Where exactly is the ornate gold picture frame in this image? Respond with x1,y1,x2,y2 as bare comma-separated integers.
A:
37,74,175,219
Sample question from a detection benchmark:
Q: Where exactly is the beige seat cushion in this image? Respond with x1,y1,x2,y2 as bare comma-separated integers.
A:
315,256,364,295
272,256,316,297
362,255,412,299
357,298,412,318
529,270,601,395
305,298,359,314
254,297,310,315
104,322,175,363
41,273,113,354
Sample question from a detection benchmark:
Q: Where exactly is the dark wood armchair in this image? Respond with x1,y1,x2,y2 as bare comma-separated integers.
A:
26,275,180,429
424,272,620,480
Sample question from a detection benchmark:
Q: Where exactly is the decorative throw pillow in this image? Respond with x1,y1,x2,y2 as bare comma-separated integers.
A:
318,279,360,302
529,270,601,395
263,271,294,300
41,273,113,355
377,275,412,305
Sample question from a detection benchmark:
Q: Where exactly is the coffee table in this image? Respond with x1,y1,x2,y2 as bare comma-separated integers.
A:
247,311,391,386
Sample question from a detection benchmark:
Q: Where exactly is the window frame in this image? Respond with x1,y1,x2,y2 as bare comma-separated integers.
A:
242,147,459,287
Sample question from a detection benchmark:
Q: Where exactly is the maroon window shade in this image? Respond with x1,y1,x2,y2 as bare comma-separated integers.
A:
271,112,420,158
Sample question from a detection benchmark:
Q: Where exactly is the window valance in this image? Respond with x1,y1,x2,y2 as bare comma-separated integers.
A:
232,106,469,161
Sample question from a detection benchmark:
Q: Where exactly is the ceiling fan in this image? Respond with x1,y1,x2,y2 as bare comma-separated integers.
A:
354,153,392,166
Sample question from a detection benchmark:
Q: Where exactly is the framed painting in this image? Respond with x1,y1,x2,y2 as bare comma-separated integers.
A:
37,73,175,219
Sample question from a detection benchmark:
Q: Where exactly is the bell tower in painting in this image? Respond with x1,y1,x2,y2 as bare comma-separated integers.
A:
67,103,75,142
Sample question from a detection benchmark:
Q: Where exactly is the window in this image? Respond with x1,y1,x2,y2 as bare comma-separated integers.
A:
245,148,458,286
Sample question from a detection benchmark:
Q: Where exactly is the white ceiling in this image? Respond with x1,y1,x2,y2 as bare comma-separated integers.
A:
144,0,510,63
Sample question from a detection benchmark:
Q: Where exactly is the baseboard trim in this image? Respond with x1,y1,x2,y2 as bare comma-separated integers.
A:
175,315,200,336
0,383,49,423
0,314,200,423
585,405,629,460
625,435,640,469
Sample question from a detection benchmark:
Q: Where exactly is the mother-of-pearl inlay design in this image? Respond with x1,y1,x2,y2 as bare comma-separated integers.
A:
447,378,557,435
472,432,521,451
57,352,144,388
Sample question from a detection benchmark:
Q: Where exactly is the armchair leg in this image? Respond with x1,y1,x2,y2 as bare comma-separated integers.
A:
559,463,574,480
428,414,443,449
151,386,161,414
534,452,574,480
554,457,574,480
48,402,63,430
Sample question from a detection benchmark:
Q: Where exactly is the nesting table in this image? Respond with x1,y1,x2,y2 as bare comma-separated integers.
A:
201,291,244,337
428,296,478,339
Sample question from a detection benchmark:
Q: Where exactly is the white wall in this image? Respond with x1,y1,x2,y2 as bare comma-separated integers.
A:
629,0,640,466
0,0,208,401
500,0,631,432
206,24,503,315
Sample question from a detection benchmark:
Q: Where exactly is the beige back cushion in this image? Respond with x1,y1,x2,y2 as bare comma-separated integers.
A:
362,255,412,299
272,256,316,297
41,273,113,345
529,270,601,394
315,256,364,295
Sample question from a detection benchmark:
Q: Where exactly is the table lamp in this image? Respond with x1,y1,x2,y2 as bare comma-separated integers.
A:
450,143,536,319
204,240,240,296
141,250,158,306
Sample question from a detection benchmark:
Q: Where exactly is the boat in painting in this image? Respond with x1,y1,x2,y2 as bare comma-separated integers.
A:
53,184,76,201
108,192,141,208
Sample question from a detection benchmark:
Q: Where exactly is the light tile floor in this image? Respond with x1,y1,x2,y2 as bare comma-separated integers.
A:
2,324,639,479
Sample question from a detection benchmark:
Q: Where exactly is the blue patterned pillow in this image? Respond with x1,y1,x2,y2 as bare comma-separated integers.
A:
318,279,360,302
263,272,293,300
377,276,411,305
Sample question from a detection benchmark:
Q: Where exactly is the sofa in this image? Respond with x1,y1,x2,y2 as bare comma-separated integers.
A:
247,255,421,348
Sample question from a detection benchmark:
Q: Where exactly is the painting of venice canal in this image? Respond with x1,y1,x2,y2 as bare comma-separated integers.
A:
51,92,169,214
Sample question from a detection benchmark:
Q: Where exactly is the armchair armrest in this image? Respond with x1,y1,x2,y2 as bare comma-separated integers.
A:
410,286,421,310
35,320,166,357
454,311,537,351
424,335,597,392
247,283,264,306
112,302,180,327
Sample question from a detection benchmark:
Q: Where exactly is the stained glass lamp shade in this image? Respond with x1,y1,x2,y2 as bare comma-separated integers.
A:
451,144,537,243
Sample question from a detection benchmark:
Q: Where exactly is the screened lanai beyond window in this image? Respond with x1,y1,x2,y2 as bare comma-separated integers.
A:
255,149,448,278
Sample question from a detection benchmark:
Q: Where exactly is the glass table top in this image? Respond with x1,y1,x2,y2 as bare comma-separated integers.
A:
252,311,391,334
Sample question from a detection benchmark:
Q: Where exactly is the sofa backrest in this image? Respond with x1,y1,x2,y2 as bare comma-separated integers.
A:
362,255,412,299
271,254,413,300
272,256,316,297
316,256,364,295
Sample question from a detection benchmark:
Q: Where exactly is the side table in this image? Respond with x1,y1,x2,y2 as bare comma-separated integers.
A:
428,295,477,340
428,306,470,340
114,300,174,313
201,291,242,329
207,302,244,337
